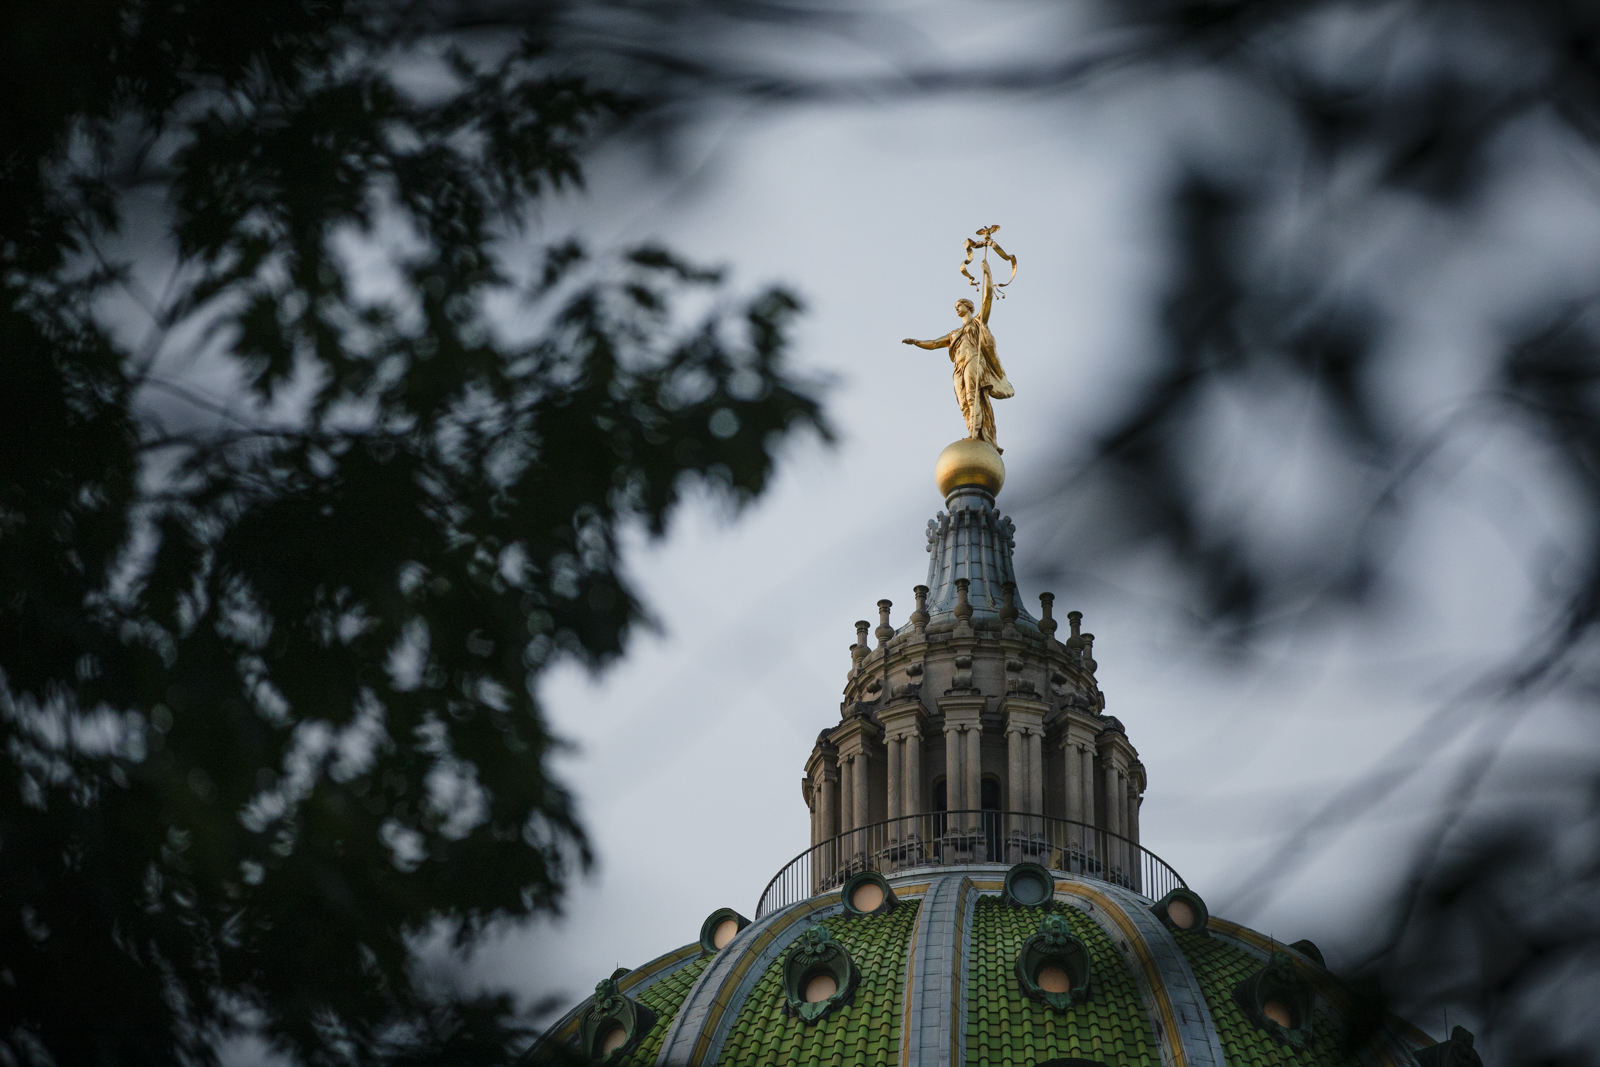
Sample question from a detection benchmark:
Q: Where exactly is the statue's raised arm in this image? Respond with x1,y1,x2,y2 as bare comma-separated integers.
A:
979,258,995,325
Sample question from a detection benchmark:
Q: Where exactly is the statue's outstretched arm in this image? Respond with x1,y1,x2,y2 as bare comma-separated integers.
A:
902,331,955,350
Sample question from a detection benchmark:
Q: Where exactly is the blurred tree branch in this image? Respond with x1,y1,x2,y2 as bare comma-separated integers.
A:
1,2,829,1064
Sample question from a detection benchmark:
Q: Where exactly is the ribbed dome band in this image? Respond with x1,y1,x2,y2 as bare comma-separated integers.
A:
924,485,1038,630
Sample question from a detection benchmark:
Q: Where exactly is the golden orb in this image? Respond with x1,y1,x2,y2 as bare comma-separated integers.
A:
935,439,1005,497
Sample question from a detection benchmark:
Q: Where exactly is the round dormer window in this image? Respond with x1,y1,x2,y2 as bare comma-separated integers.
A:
1152,888,1208,933
1036,964,1072,994
1010,872,1049,905
1002,862,1055,908
851,882,884,913
698,908,750,955
1263,999,1296,1029
597,1025,627,1057
804,973,839,1003
840,871,897,916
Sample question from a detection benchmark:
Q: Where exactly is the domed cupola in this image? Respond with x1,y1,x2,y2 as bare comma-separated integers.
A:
531,440,1458,1067
797,439,1143,904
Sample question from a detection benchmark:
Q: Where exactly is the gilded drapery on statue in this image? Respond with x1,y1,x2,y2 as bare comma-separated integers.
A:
902,226,1017,452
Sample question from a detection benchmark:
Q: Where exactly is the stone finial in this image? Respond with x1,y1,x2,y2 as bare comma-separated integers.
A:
1000,581,1019,625
875,599,893,646
910,585,930,632
1038,593,1058,639
851,620,869,671
1082,633,1097,674
1068,610,1083,640
953,578,973,623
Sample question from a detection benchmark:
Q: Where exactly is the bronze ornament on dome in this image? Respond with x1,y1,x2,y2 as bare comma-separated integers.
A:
1232,952,1316,1049
781,924,860,1023
578,976,658,1065
1014,911,1093,1012
1416,1026,1484,1067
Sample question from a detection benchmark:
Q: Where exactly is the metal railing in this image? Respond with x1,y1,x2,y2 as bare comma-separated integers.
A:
756,810,1185,918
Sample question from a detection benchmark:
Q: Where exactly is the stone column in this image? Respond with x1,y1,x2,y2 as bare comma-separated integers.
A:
1127,762,1145,850
944,722,965,815
1125,783,1140,891
1127,784,1142,884
1006,726,1025,812
840,756,854,835
1115,766,1130,875
1102,762,1119,836
854,751,870,832
886,736,903,823
1119,769,1130,837
1064,744,1083,823
1002,696,1049,834
905,730,922,827
939,696,985,839
1026,732,1043,816
965,726,982,829
821,769,838,840
1080,748,1095,830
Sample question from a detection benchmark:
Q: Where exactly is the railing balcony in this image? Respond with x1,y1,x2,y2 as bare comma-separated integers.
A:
756,810,1185,918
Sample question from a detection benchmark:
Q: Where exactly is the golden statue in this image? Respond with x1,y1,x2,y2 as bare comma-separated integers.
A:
902,225,1017,452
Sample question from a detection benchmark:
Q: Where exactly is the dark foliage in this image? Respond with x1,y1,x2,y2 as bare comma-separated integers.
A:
1024,2,1600,1063
0,2,826,1064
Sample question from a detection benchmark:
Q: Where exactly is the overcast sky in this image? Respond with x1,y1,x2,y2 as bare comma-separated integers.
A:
307,54,1590,1037
72,25,1568,1057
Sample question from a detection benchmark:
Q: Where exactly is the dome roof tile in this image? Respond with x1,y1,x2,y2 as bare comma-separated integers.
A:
534,871,1445,1067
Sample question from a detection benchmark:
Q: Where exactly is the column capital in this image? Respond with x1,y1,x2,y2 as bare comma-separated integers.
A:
1000,695,1049,734
937,694,985,730
804,737,838,781
832,715,882,758
1096,724,1138,767
1056,707,1103,751
879,700,927,740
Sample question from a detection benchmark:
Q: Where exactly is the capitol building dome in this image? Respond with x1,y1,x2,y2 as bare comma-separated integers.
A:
531,440,1471,1067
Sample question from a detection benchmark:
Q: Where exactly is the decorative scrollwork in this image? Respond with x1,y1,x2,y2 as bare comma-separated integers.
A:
961,224,1019,294
782,925,860,1023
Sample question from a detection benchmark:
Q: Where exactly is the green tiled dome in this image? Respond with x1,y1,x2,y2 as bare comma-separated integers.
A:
530,866,1439,1067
